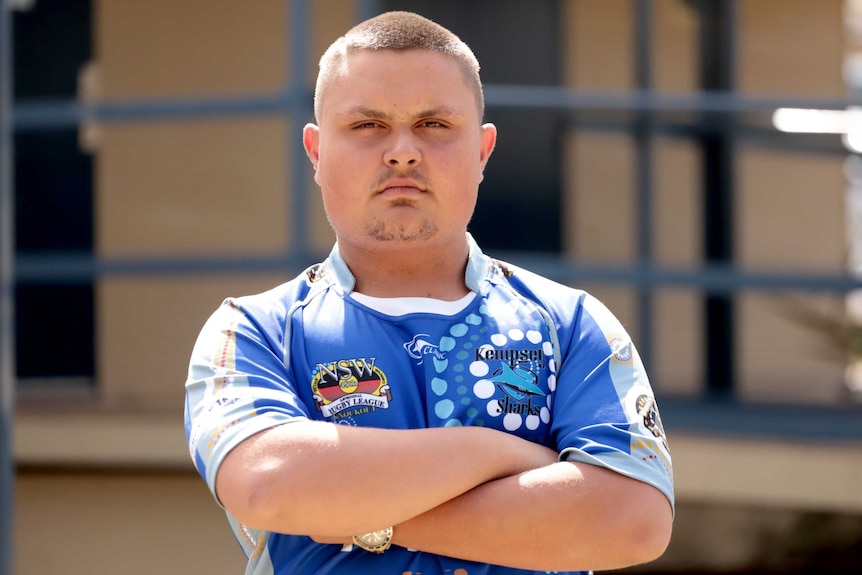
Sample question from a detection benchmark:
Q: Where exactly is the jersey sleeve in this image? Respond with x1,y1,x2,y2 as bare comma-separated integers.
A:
550,293,674,511
184,296,311,502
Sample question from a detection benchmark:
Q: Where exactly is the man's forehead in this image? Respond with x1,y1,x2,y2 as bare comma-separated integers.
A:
316,47,484,122
324,53,472,109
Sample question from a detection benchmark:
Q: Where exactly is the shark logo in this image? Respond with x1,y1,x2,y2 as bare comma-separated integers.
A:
403,333,446,364
489,362,544,400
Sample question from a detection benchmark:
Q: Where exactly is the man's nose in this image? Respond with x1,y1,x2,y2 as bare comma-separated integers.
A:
383,130,421,166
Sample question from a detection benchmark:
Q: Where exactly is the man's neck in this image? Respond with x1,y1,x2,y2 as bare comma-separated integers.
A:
338,236,471,300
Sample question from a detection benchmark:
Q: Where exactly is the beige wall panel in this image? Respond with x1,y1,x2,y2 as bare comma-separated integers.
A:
737,149,844,272
654,139,701,265
737,293,849,405
564,132,636,263
97,118,291,257
96,0,287,99
736,149,847,404
652,290,703,397
98,274,289,405
562,0,633,89
16,471,246,575
738,0,844,96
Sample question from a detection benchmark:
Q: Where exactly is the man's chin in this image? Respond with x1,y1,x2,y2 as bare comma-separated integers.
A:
366,221,438,243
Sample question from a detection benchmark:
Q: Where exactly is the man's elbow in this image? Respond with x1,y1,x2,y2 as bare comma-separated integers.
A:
217,467,294,532
575,487,674,572
615,492,674,568
216,463,363,536
547,505,671,573
629,504,673,565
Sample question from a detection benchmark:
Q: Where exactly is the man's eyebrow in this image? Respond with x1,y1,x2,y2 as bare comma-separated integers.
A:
415,106,464,119
335,107,393,121
334,106,465,121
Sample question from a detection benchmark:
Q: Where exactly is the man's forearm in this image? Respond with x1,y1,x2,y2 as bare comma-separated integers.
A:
392,461,673,572
216,420,558,535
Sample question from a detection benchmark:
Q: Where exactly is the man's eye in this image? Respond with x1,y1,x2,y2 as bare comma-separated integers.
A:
421,120,445,128
355,122,381,129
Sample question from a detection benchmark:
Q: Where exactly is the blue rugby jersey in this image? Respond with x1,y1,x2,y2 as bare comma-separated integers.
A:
184,235,674,575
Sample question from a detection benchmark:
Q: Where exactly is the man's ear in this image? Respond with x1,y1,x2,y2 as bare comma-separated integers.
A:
303,123,321,171
478,123,497,178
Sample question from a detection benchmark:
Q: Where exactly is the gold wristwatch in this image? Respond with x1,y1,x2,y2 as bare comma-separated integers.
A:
352,526,394,553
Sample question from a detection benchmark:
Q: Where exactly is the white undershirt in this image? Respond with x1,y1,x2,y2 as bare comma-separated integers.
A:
349,291,476,317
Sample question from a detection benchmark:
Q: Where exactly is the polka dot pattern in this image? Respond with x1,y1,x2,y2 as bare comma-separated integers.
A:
423,296,558,440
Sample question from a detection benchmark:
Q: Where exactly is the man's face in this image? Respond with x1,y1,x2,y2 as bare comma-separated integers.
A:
304,49,496,253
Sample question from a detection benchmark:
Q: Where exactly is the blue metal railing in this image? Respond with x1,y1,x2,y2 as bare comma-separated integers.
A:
15,87,862,132
13,250,862,294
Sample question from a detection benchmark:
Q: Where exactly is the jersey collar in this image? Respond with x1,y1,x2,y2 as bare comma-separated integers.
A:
323,233,492,295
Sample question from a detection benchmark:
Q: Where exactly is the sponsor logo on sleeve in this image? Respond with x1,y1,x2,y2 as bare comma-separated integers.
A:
636,393,668,448
608,335,634,366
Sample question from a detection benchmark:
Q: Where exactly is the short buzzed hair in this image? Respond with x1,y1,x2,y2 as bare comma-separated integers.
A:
314,11,484,122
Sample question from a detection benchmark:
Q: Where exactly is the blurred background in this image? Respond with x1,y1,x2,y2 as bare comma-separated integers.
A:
1,0,862,573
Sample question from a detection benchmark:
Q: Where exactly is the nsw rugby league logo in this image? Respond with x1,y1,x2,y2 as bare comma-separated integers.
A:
311,358,391,419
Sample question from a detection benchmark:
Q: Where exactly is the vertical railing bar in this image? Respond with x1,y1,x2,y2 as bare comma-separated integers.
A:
288,0,312,263
634,0,655,375
0,1,16,574
700,0,737,399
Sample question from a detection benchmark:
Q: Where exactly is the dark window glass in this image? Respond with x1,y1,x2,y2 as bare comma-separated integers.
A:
13,0,94,380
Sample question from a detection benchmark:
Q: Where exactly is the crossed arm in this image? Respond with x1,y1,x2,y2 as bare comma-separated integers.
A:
215,419,672,572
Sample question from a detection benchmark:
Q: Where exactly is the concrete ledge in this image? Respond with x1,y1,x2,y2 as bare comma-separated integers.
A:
14,409,862,514
14,408,192,469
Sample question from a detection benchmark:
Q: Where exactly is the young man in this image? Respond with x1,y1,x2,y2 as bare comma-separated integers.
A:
185,11,674,575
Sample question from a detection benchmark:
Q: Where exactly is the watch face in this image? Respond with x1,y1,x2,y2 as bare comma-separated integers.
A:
354,526,393,552
362,530,387,545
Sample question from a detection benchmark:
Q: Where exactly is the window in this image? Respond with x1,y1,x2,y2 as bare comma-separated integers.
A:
13,0,94,383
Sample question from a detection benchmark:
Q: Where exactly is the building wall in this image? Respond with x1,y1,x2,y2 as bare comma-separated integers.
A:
13,1,862,574
563,0,849,404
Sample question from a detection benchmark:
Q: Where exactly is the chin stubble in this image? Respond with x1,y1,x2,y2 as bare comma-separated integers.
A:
365,217,438,241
